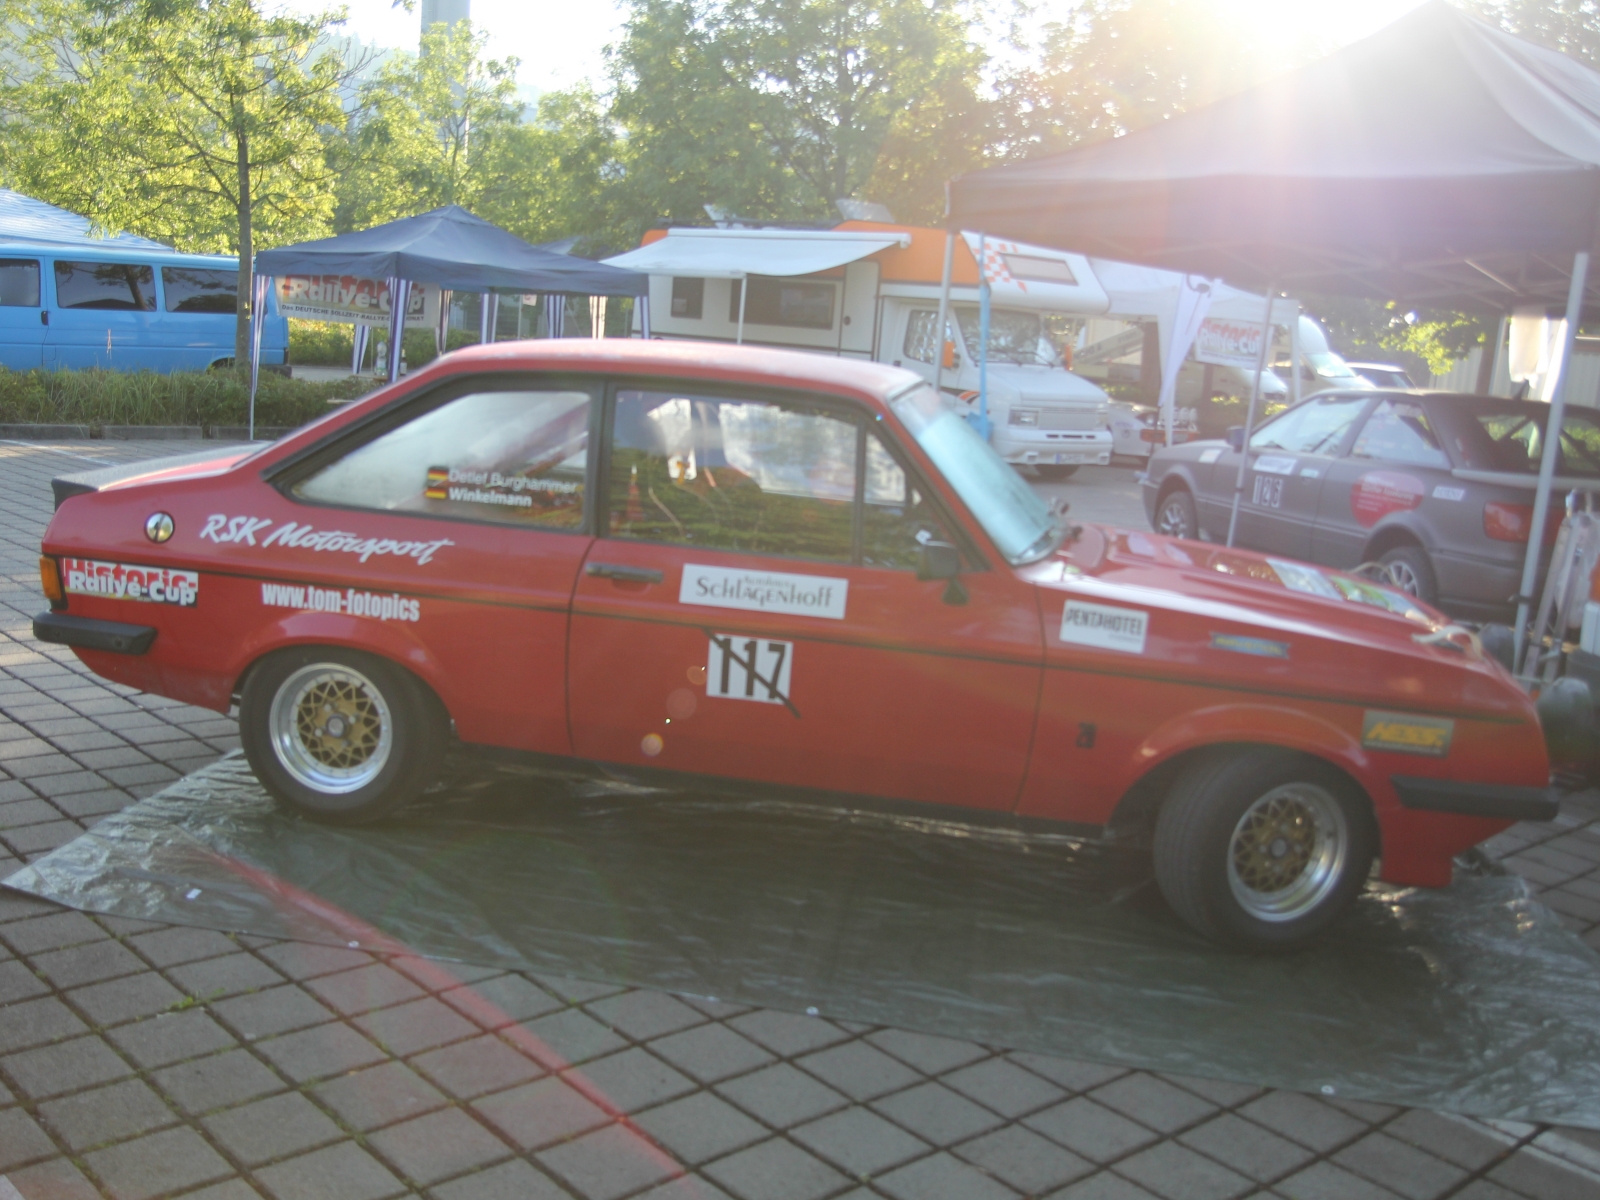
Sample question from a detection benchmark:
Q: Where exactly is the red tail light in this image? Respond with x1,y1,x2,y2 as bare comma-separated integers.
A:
1483,501,1565,544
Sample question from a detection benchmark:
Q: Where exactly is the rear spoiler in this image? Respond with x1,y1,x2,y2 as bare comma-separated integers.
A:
51,449,250,511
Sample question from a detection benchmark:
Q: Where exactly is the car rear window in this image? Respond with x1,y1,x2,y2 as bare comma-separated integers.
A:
1437,399,1600,478
54,261,157,311
163,267,237,314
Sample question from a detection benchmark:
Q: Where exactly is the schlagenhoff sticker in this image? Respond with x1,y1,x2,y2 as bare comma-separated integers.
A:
199,514,453,565
261,582,420,622
1060,601,1149,654
680,564,848,620
62,558,198,606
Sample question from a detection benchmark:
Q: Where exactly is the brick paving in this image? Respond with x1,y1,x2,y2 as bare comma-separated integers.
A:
1,437,1599,1200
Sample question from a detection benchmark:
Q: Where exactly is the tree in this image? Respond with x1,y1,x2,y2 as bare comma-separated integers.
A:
608,0,992,230
1,0,358,362
334,21,522,232
1465,0,1600,65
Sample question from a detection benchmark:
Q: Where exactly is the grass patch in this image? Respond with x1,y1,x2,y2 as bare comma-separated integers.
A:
0,366,380,431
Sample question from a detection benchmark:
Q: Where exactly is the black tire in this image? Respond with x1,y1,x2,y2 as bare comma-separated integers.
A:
1154,487,1198,540
239,646,445,825
1034,464,1079,481
1378,543,1438,606
1152,748,1376,951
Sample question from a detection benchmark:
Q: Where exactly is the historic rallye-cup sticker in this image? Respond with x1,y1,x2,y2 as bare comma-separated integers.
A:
680,564,848,620
62,558,198,606
261,583,420,622
1060,601,1149,654
707,634,795,708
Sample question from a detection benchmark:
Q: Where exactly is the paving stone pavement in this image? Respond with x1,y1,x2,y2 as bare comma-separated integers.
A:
1,437,1599,1200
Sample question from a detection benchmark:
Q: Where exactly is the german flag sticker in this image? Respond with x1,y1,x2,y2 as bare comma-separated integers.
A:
1361,710,1453,756
424,467,448,500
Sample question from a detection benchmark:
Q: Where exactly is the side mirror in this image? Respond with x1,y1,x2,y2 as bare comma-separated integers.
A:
941,339,957,369
916,541,968,605
1225,426,1245,451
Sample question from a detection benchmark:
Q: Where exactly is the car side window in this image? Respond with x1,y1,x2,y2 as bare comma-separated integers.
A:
861,433,954,570
1249,394,1369,455
163,268,237,314
1350,400,1449,468
294,388,592,529
0,259,40,307
608,389,857,562
54,261,156,311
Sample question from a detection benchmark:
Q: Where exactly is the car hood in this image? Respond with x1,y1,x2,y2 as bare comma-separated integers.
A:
1020,524,1532,721
983,363,1108,405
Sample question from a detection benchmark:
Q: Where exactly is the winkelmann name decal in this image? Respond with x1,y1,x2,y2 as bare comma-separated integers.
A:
62,558,198,606
261,583,420,622
199,514,453,565
679,564,848,620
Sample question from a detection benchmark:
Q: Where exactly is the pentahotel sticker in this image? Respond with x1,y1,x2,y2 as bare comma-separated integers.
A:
680,564,848,620
1060,601,1149,654
1361,711,1453,757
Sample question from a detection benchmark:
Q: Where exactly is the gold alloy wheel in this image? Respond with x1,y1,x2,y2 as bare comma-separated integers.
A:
269,663,394,795
1226,782,1349,922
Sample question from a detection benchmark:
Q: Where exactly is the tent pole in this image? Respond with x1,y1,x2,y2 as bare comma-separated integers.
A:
638,294,651,339
479,292,492,343
1487,314,1509,395
385,277,409,383
1514,249,1589,677
1290,305,1302,408
934,231,955,391
247,271,267,441
736,275,747,345
977,234,991,440
1226,279,1278,548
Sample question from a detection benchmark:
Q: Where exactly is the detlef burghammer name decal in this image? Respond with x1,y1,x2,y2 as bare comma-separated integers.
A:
680,564,848,620
1060,601,1149,654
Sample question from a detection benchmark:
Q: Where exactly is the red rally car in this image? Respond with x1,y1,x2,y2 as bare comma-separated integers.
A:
33,341,1558,950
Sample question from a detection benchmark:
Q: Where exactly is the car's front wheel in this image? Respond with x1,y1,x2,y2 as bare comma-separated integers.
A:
1153,748,1375,950
240,647,445,825
1155,487,1198,540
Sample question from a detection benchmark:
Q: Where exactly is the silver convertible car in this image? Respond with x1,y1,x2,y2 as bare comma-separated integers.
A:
1141,390,1600,621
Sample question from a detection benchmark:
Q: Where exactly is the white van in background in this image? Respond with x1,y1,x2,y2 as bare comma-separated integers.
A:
608,224,1116,477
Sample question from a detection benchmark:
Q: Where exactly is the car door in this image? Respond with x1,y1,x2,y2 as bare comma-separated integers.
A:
45,259,161,370
270,375,599,753
160,265,239,369
0,256,45,369
567,381,1043,810
1313,397,1450,568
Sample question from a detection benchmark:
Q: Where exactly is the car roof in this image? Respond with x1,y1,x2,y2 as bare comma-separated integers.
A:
0,241,239,270
434,339,925,405
1345,362,1408,372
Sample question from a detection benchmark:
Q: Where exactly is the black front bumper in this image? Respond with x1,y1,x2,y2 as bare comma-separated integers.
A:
1392,774,1558,823
34,612,156,655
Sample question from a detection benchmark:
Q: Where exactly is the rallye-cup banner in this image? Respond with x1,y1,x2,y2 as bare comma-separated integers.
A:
272,276,440,328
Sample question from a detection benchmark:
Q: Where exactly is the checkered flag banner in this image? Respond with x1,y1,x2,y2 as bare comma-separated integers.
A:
978,240,1026,292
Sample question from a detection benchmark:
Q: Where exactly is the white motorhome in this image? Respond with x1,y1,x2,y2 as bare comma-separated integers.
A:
606,224,1116,476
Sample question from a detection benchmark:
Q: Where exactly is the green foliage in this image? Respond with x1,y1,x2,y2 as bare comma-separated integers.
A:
289,320,358,366
0,366,377,429
1305,295,1495,379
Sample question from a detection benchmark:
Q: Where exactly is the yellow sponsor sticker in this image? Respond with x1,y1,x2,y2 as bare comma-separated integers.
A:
1361,710,1453,756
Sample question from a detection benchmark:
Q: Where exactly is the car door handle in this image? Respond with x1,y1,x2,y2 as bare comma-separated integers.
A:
586,563,664,584
40,310,48,326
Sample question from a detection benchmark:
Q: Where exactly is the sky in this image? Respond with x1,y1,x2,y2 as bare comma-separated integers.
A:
314,0,1433,95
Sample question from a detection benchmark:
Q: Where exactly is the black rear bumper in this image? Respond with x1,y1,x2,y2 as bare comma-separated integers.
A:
33,612,156,655
1392,774,1558,823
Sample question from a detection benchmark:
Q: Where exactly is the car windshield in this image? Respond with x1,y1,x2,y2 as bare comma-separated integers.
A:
1306,352,1363,382
890,384,1063,564
1435,398,1600,478
953,306,1058,366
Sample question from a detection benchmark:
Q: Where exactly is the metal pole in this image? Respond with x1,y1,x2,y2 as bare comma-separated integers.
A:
736,275,747,345
934,231,955,392
385,277,409,383
1290,305,1302,407
479,292,492,343
638,294,651,339
1226,280,1279,547
247,271,267,441
1514,249,1590,675
1489,314,1509,395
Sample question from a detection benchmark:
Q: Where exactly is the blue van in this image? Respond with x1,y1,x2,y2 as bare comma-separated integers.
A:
0,243,288,373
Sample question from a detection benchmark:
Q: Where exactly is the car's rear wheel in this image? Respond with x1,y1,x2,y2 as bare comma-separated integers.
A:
1155,487,1198,539
1153,748,1375,950
1378,544,1438,606
1033,464,1079,480
240,647,444,825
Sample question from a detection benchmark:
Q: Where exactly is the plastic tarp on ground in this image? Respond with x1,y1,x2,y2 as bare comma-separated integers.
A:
255,205,647,297
603,228,911,280
10,756,1600,1128
947,0,1600,317
0,189,171,251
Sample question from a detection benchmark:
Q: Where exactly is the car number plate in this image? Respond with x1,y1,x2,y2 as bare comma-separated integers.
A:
1252,475,1284,509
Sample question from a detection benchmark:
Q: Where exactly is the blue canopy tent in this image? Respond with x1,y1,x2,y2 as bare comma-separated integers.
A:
250,205,649,434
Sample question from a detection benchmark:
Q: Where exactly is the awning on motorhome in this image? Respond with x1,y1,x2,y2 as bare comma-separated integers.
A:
603,228,911,279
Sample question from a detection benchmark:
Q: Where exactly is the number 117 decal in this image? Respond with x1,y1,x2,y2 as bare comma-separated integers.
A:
706,633,798,717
